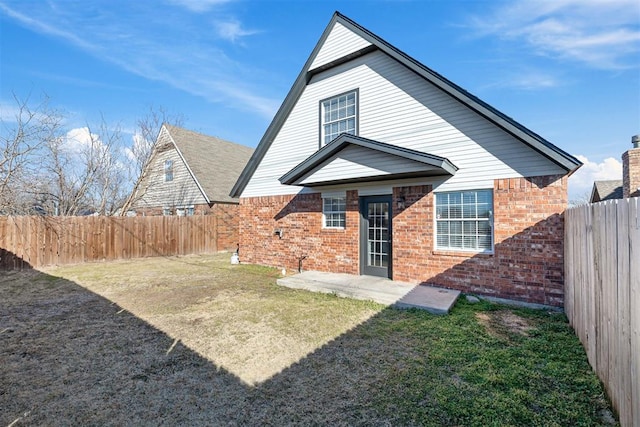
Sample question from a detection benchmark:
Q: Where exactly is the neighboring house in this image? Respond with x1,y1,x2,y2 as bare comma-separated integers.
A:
230,12,582,307
130,124,253,250
590,135,640,203
590,180,623,203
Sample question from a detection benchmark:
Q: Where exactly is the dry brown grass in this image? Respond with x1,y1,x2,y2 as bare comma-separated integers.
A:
1,254,390,425
39,254,384,385
475,310,535,340
1,254,615,426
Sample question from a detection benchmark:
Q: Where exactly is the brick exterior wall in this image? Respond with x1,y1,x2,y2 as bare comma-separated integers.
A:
134,202,240,252
622,147,640,198
392,175,567,306
238,192,360,274
239,174,568,307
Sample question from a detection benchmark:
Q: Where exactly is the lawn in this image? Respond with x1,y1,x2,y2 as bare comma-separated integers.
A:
1,253,616,426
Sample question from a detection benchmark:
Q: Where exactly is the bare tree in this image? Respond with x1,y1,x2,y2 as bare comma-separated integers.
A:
90,120,130,215
37,116,132,216
1,94,186,216
0,93,63,214
569,191,592,207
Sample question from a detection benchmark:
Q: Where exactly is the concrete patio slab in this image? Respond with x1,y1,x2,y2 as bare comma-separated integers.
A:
277,271,460,315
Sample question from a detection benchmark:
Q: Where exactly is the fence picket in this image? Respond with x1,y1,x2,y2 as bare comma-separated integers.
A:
629,199,639,427
566,198,639,427
0,215,224,269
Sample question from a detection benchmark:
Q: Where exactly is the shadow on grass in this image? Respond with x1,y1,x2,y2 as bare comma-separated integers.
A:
1,266,615,426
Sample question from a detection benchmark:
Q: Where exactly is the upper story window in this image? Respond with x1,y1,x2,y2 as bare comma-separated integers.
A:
435,189,493,252
321,90,357,146
164,159,174,182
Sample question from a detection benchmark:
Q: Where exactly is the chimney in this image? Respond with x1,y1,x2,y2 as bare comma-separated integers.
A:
622,134,640,198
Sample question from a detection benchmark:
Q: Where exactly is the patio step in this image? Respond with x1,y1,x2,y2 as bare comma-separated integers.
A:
277,272,460,314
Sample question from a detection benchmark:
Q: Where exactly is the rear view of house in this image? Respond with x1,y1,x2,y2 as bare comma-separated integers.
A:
231,12,582,307
130,124,253,250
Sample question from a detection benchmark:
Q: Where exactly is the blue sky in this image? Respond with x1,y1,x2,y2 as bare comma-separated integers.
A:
1,0,638,201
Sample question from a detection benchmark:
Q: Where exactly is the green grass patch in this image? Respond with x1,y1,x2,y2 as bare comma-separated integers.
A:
368,302,613,426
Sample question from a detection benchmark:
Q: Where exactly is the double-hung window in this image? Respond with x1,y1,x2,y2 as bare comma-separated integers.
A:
323,197,346,228
435,190,493,252
321,90,357,146
164,159,174,182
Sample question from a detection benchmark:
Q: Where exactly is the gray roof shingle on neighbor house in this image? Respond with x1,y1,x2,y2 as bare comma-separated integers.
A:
164,124,254,204
590,179,623,203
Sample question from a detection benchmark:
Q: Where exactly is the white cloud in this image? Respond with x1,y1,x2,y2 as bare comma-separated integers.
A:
0,100,20,122
63,127,98,154
166,0,231,13
568,154,622,201
0,2,277,119
214,19,259,43
0,2,95,51
468,0,640,70
484,69,560,90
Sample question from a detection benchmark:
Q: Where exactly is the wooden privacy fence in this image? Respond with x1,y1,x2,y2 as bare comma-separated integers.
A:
565,198,639,427
0,215,219,269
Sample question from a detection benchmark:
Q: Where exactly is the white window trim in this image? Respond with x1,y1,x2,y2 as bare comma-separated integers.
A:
319,89,358,147
164,159,174,182
433,189,494,254
176,205,195,217
322,194,346,229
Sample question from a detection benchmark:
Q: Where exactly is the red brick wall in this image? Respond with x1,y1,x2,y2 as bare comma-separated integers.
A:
134,202,240,252
213,203,241,252
239,174,568,306
392,175,567,306
623,148,640,198
238,192,359,273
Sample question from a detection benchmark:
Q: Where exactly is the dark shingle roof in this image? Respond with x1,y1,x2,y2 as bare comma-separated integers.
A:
590,179,623,203
165,124,254,204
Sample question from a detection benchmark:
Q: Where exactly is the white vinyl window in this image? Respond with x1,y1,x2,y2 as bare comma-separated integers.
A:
163,207,172,216
164,159,174,182
435,190,493,252
321,90,357,146
323,197,346,228
176,206,195,217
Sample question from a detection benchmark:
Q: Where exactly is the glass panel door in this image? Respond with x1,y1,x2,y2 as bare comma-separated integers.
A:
360,196,392,278
368,202,389,268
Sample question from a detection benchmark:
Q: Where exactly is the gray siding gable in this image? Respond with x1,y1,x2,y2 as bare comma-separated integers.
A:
132,124,253,209
131,126,207,209
230,11,582,198
280,134,457,186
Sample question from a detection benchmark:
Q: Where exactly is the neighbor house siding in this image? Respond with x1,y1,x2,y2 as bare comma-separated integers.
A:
241,50,566,198
132,130,208,210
